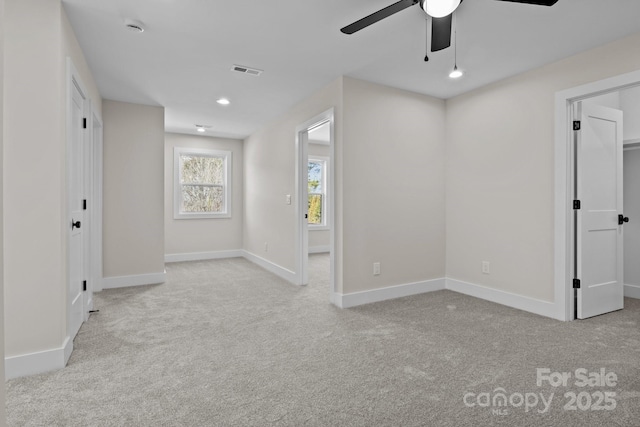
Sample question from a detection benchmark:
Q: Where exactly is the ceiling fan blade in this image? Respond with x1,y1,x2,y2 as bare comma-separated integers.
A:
495,0,558,6
431,14,452,52
341,0,419,34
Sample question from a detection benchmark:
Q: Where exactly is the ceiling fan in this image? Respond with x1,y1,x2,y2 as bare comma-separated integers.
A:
341,0,559,53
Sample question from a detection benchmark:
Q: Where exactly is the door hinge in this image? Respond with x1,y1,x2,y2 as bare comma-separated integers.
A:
573,200,581,210
83,199,87,210
83,280,87,291
573,278,581,289
573,120,581,131
83,118,87,129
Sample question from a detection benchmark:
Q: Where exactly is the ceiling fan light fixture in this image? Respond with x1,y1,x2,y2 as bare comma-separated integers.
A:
422,0,461,18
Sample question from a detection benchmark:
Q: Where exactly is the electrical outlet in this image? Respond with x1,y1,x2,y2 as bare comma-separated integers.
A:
482,261,490,274
264,242,268,252
286,195,291,205
373,262,381,276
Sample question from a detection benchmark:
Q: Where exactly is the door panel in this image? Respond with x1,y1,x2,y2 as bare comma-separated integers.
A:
69,81,85,339
577,103,624,319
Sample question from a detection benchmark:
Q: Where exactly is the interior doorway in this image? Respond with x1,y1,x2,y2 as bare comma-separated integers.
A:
555,72,640,320
307,121,332,293
295,109,335,299
571,100,624,319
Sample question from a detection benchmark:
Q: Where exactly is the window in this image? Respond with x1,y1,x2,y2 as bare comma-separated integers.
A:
174,147,232,219
308,157,328,228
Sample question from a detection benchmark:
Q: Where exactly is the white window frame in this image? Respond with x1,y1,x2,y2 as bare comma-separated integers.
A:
308,156,329,230
173,147,232,219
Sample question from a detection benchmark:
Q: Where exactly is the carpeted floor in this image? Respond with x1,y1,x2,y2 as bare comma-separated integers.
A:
6,254,640,426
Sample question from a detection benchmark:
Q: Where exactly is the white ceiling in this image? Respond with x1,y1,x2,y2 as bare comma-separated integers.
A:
62,0,640,140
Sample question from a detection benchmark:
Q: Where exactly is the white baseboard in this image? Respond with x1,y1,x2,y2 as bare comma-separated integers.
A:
446,278,557,319
333,278,446,309
241,250,297,284
165,250,243,263
102,271,166,290
330,291,342,307
330,276,556,318
624,284,640,299
5,336,72,380
309,245,330,254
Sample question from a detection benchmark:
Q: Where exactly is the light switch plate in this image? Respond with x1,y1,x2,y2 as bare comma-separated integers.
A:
482,261,490,274
373,262,381,276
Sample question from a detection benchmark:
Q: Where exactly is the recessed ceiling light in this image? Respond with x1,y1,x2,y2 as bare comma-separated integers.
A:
195,125,207,133
216,98,231,106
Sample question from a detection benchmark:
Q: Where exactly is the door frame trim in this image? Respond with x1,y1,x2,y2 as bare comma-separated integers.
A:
294,108,335,293
554,69,640,321
89,110,104,295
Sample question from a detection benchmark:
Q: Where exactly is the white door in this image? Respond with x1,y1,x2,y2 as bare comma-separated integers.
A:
69,80,85,338
576,103,624,319
298,127,309,285
83,116,93,318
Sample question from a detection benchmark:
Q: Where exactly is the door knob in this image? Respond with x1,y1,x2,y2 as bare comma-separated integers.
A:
618,215,629,225
72,220,81,230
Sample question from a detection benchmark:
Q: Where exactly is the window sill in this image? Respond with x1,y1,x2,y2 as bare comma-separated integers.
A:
174,213,231,220
309,225,330,231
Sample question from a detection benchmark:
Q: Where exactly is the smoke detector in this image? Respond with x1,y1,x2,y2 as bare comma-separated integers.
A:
124,19,145,33
231,65,263,77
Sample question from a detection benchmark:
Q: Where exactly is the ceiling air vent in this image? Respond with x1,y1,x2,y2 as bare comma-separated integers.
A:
231,65,263,76
124,19,145,33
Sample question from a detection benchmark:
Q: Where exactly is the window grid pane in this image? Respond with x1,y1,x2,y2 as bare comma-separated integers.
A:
180,155,224,185
308,161,323,193
308,193,323,225
181,185,224,213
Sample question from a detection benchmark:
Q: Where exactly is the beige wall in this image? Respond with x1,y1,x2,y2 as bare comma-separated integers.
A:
3,0,100,361
4,0,65,359
244,76,446,295
446,32,640,302
103,100,165,278
342,77,446,293
165,133,243,256
243,78,343,286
